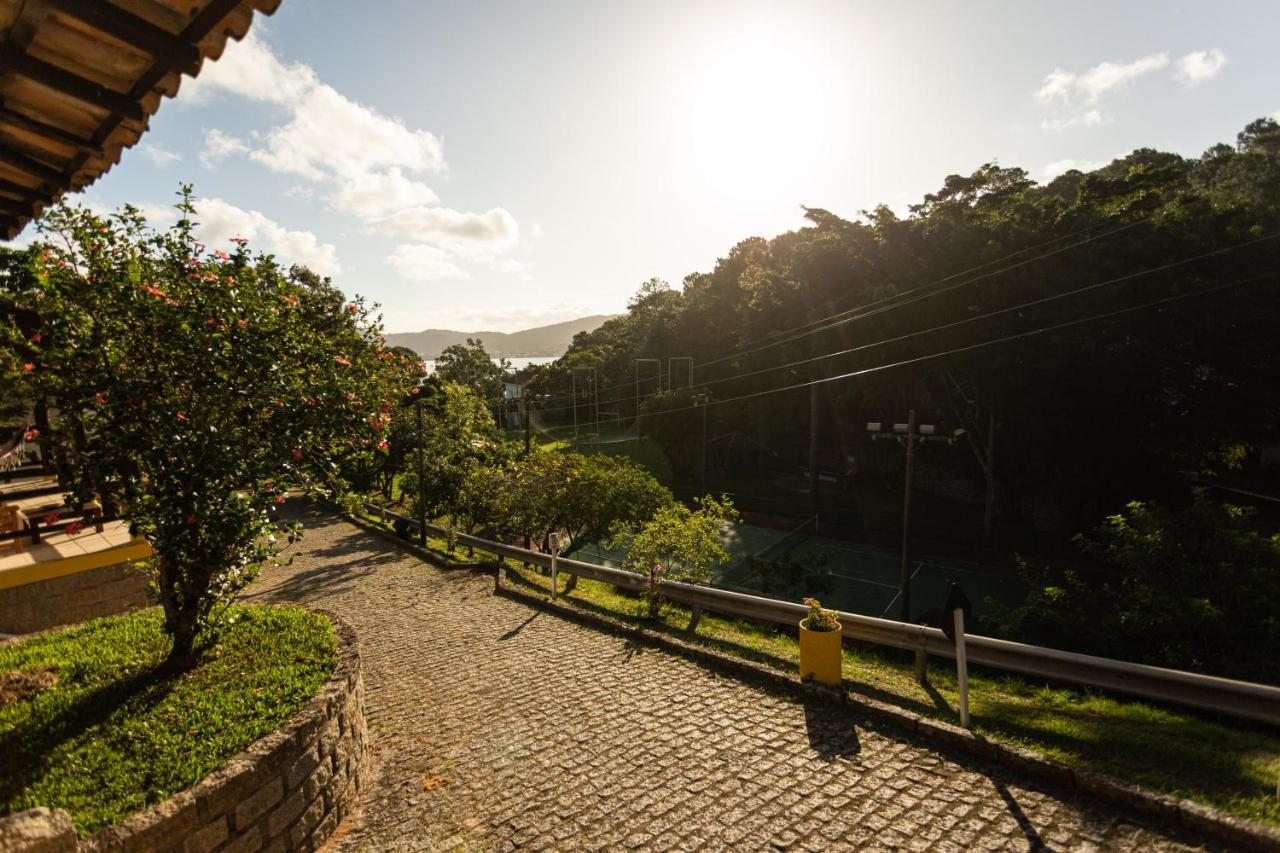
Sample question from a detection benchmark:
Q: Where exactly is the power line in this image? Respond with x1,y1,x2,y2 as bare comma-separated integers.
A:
529,215,1153,409
524,272,1273,432
528,232,1276,419
691,218,1152,376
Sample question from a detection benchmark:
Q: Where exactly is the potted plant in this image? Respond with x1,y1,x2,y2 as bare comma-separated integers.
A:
798,597,843,686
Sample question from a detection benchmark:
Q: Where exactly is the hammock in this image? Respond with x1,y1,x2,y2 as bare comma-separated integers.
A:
0,423,29,473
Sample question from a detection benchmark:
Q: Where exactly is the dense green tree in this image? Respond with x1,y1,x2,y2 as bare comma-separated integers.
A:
990,492,1280,682
0,194,399,663
625,496,738,618
433,337,508,402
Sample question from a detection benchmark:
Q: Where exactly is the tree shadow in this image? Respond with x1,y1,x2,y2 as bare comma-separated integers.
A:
245,557,378,604
802,699,862,761
0,663,181,805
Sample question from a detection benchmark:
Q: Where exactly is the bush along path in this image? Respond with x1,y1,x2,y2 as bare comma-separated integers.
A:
243,506,1232,851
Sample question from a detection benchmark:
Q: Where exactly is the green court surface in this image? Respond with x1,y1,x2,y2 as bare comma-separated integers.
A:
574,521,1027,623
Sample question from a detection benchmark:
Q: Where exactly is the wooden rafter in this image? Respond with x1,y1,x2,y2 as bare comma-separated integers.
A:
41,0,203,78
0,0,283,240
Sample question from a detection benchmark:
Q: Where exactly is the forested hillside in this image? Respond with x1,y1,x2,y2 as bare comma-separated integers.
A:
529,118,1280,539
387,314,616,358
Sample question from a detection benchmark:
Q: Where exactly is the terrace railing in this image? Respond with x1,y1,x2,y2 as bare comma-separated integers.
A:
364,502,1280,726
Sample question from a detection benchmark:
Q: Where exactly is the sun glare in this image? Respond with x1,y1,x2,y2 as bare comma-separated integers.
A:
673,13,852,203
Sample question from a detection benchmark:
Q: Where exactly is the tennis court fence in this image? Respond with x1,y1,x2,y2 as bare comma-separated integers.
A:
364,501,1280,725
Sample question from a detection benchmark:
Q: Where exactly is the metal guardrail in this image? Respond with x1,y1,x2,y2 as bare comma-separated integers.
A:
365,502,1280,725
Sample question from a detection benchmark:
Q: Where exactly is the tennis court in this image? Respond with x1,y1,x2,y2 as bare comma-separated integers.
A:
575,520,1028,622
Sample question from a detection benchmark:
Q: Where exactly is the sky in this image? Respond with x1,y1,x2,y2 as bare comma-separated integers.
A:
37,0,1280,333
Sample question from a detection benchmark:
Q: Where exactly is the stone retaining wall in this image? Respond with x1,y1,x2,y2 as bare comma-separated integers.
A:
0,563,150,635
0,612,367,853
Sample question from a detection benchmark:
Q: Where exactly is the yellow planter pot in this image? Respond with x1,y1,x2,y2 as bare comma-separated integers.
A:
798,621,843,686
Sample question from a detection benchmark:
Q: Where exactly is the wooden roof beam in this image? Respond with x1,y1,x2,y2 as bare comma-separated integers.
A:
0,140,64,185
0,175,40,198
41,0,203,78
0,197,32,216
0,107,98,156
2,49,146,123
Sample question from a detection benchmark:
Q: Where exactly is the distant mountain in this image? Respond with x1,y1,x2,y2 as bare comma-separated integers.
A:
385,314,617,359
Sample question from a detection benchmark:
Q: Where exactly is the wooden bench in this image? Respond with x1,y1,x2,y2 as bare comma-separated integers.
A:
0,504,27,552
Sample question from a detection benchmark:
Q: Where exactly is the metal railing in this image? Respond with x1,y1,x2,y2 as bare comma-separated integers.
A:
364,502,1280,725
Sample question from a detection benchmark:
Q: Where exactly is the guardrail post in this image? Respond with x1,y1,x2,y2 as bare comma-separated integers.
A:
550,547,559,600
954,608,970,728
915,649,928,686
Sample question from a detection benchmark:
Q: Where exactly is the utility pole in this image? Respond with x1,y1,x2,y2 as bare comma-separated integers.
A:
522,385,531,455
982,410,996,543
898,410,917,625
415,398,426,547
634,358,660,433
808,385,820,517
869,413,964,682
693,393,709,494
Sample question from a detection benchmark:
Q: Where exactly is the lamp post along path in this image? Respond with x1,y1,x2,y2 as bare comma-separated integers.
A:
869,412,965,685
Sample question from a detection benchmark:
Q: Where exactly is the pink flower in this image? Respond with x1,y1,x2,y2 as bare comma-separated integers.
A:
346,303,358,313
176,411,189,422
206,318,219,328
22,363,34,373
186,513,197,526
410,386,420,396
291,448,304,461
94,393,107,405
30,332,43,344
229,236,249,245
377,438,388,450
44,511,60,525
237,319,248,329
214,250,230,261
345,391,357,401
23,428,38,441
333,356,352,367
139,284,167,298
65,521,84,536
275,496,286,504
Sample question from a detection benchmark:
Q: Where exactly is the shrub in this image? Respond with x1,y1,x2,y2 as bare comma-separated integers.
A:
0,193,401,664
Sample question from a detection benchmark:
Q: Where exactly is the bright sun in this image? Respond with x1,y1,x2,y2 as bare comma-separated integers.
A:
673,13,849,203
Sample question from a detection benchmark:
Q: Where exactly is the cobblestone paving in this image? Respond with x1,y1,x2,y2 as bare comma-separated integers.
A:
246,509,1215,852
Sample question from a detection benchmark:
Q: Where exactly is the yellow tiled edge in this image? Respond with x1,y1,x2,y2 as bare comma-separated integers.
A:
0,538,153,591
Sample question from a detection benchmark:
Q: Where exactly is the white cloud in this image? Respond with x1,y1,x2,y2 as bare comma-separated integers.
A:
328,167,438,217
1035,52,1173,130
484,257,536,279
190,198,341,276
184,29,524,284
1042,158,1109,179
183,30,315,105
387,244,468,282
373,206,519,257
1040,109,1103,132
140,143,182,166
1175,49,1227,86
199,128,249,167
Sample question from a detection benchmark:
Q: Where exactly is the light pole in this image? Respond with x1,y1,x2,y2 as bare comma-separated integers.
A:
692,392,709,494
868,412,964,626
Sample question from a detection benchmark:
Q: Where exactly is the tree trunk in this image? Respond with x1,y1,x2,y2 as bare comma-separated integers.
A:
158,558,203,669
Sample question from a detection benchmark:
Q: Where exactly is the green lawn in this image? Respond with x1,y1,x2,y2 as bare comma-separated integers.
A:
0,606,335,836
500,565,1280,829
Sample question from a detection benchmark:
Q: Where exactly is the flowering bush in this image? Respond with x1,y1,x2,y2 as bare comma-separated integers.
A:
0,189,402,664
800,597,841,632
623,495,737,618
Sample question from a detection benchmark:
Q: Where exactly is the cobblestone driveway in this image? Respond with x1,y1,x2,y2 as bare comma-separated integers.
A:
245,509,1213,852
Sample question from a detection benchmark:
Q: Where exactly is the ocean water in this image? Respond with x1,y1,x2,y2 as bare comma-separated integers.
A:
422,356,557,373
